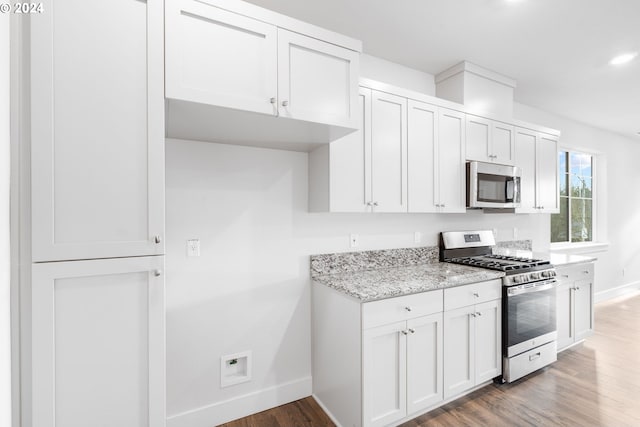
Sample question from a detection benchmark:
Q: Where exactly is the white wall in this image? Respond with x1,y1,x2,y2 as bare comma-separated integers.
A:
514,102,639,298
164,139,548,424
360,53,435,95
1,11,13,427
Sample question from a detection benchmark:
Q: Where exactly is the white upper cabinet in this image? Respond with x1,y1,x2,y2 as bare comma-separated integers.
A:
408,102,465,213
371,90,408,212
309,87,407,213
515,128,559,213
437,108,467,213
165,0,361,149
31,0,165,262
277,29,359,129
466,115,515,165
165,0,277,115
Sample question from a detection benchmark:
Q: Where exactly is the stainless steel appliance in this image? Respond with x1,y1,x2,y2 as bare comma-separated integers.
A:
440,230,558,383
467,161,521,209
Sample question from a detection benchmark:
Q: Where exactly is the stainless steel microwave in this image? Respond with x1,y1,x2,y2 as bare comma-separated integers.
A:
466,161,521,209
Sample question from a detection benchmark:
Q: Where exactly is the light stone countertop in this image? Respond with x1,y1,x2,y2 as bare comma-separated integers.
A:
312,262,505,302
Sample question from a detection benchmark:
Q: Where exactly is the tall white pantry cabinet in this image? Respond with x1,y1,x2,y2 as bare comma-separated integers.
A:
24,0,166,426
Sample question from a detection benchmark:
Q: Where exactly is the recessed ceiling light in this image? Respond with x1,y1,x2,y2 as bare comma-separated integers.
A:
609,52,638,66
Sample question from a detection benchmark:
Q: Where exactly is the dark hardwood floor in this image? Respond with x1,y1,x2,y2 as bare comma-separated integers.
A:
220,291,640,427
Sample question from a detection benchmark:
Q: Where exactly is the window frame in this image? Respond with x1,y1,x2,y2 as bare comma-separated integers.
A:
551,148,597,245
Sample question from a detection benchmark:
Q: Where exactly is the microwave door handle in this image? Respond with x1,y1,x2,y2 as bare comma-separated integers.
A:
506,180,514,201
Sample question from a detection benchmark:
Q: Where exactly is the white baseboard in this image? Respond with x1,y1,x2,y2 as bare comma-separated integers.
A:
595,281,640,303
167,376,312,427
311,394,343,427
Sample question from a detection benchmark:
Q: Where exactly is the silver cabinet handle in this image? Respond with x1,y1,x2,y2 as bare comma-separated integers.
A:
405,306,412,312
270,97,276,104
529,352,541,361
153,269,162,277
401,330,408,335
583,270,590,274
473,292,479,297
282,100,289,107
561,274,569,278
154,235,162,244
408,328,415,334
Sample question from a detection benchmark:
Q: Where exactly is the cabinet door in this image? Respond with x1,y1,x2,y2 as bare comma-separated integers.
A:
574,279,594,342
278,29,359,129
438,108,466,213
465,115,491,162
556,281,574,351
407,100,438,213
537,133,560,213
492,123,515,165
32,256,165,427
363,322,407,427
515,128,538,213
443,306,475,398
165,0,277,115
407,313,443,415
370,91,408,212
329,87,372,212
474,300,502,383
31,0,165,262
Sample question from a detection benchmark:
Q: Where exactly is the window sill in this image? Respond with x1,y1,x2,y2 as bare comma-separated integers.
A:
549,241,609,255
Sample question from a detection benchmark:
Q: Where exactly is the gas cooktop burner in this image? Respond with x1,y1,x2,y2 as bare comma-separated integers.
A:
447,255,550,272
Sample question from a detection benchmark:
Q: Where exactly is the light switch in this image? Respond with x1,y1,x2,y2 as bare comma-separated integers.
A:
187,239,200,257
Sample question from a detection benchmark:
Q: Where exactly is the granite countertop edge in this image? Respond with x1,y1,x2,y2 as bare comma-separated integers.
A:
312,262,506,303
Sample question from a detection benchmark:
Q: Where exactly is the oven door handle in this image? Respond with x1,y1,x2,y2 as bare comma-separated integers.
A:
507,280,557,297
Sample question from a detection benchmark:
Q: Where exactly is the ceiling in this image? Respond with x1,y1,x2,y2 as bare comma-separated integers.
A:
244,0,640,139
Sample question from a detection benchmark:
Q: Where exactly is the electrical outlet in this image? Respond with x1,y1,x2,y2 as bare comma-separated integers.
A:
187,239,200,257
414,231,422,244
349,234,359,248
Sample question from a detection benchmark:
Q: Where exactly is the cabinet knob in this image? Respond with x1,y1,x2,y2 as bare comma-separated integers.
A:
473,292,479,297
470,313,477,318
405,306,412,312
373,201,379,207
270,97,276,104
575,286,581,291
282,100,289,107
153,269,162,277
408,328,415,334
583,270,590,274
153,235,162,244
476,312,482,317
401,330,409,335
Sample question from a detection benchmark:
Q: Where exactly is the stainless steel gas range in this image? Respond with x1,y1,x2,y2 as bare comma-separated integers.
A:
440,230,558,383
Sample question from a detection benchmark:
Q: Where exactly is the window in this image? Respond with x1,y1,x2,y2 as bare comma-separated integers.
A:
551,151,593,243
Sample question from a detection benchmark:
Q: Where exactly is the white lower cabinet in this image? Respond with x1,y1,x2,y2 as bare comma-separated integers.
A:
556,263,595,351
363,313,443,427
313,279,501,427
443,300,501,398
32,256,165,427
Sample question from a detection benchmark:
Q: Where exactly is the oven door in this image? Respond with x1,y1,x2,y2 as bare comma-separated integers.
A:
504,279,557,357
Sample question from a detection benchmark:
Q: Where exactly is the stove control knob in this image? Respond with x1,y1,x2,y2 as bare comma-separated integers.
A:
514,275,523,284
530,272,541,280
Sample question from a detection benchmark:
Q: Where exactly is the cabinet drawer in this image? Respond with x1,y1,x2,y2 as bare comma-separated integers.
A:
556,263,593,283
362,290,443,329
444,279,502,311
